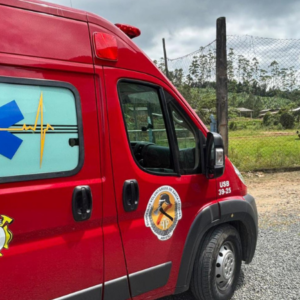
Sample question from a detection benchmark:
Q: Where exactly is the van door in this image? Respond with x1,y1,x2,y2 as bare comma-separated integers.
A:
104,68,217,300
0,76,104,300
0,74,104,300
0,5,104,300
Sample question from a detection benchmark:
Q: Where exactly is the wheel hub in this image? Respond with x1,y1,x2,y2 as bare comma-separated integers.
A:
215,243,235,289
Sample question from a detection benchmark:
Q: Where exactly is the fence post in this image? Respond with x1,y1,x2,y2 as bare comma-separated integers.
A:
162,38,170,79
216,17,228,156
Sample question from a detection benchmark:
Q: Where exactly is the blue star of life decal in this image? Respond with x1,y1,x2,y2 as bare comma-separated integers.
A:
0,100,24,159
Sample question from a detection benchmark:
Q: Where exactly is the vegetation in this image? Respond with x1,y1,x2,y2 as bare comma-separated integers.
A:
229,129,300,171
153,46,300,171
154,47,300,118
280,112,294,129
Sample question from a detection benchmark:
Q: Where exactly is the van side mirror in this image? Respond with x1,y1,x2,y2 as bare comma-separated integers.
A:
205,132,225,179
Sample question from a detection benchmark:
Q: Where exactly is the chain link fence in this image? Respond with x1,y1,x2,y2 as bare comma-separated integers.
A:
158,35,300,171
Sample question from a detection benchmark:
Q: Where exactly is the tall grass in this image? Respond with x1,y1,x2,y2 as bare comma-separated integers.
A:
229,131,300,170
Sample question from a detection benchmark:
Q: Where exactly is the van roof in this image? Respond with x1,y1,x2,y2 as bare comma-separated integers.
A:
0,0,89,21
0,0,137,39
0,0,155,72
0,0,118,29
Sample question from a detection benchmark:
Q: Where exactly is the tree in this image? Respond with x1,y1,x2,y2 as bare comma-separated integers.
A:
156,57,166,74
287,67,296,91
198,48,208,86
206,48,216,81
189,56,200,86
269,60,280,89
251,57,259,83
227,48,235,81
280,112,294,129
171,68,184,87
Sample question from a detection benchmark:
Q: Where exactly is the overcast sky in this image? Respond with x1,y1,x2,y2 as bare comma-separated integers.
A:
45,0,300,61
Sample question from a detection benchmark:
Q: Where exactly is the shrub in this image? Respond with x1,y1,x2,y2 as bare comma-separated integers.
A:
263,112,272,126
263,112,280,126
273,114,280,125
280,112,294,129
228,107,239,119
254,123,262,130
277,123,284,130
240,123,247,130
229,121,237,131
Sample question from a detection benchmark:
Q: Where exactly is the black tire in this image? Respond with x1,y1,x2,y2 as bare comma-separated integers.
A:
191,224,242,300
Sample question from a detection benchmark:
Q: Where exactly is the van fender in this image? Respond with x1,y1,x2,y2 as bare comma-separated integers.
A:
175,195,258,294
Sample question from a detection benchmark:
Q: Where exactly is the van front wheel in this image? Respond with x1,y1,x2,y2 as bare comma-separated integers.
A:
191,224,242,300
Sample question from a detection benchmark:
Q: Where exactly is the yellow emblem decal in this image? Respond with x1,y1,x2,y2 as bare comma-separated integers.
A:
145,186,182,241
0,215,14,257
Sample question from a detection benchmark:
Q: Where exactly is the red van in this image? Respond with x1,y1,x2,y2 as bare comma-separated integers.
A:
0,1,257,300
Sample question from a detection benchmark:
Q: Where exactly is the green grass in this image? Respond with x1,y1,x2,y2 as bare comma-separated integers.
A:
229,130,300,171
229,128,296,137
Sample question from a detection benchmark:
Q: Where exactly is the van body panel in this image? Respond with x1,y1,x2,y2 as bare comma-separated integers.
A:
0,52,94,74
0,55,103,300
93,66,130,293
0,0,88,21
216,157,247,198
0,4,92,64
103,67,217,299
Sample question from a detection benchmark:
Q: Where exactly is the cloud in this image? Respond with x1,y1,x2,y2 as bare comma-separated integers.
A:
44,0,300,60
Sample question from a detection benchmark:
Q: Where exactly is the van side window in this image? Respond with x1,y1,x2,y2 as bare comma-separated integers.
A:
0,80,82,182
165,91,198,172
118,82,174,174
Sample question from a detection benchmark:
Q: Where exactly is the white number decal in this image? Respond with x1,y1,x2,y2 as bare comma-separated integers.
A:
218,181,231,196
219,181,230,188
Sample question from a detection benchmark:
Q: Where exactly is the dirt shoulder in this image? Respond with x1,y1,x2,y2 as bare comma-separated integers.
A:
244,171,300,227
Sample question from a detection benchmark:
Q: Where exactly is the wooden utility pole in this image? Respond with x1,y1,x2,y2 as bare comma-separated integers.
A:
216,17,228,156
162,38,170,79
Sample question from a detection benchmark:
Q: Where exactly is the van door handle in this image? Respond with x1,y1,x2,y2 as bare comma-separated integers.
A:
72,186,92,221
123,180,139,212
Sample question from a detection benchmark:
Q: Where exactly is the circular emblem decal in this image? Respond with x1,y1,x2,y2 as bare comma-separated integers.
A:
144,186,182,241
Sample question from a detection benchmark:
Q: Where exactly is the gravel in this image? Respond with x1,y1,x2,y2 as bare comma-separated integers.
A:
232,219,300,300
160,212,300,300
